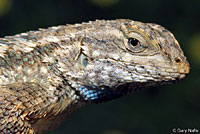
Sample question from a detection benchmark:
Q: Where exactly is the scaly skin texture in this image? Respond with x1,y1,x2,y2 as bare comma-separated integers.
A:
0,19,189,134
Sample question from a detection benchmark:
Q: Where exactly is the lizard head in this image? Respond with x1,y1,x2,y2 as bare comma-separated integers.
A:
67,19,190,102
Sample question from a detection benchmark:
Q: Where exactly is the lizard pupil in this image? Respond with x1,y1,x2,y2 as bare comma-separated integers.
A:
128,38,140,47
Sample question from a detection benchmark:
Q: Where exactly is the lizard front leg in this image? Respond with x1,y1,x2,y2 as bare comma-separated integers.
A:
0,82,56,134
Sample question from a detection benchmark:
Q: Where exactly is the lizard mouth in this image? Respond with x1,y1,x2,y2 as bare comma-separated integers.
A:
161,61,190,80
107,57,190,81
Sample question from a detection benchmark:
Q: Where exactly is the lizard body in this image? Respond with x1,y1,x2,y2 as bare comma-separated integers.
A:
0,19,189,134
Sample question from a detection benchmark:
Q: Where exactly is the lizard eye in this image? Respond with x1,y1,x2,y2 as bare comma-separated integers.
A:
126,37,146,53
128,38,140,47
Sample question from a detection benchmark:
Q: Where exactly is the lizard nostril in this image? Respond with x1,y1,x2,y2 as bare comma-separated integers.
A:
175,57,181,63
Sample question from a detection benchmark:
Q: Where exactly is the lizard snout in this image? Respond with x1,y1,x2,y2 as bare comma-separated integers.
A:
174,56,190,74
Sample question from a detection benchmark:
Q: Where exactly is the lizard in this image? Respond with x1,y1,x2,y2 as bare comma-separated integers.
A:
0,19,190,134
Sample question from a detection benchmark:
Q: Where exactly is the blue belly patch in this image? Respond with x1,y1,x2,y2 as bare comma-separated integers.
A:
77,86,124,103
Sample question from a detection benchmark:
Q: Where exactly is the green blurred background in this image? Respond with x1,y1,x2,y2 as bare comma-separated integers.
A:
0,0,199,134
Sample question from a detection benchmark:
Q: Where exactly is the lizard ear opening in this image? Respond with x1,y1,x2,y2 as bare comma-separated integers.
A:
74,53,88,70
80,54,88,67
